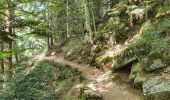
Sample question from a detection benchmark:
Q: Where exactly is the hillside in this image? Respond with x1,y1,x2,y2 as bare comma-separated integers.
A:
0,0,170,100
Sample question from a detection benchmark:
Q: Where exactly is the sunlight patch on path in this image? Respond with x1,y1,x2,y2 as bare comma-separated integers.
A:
23,53,141,100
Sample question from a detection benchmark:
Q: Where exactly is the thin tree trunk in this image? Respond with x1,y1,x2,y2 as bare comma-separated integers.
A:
66,0,70,37
3,0,13,88
47,35,51,50
145,2,148,21
47,34,53,50
0,61,4,73
3,42,13,88
91,4,96,32
96,0,100,20
92,0,101,30
49,10,54,48
46,14,51,50
15,54,19,63
46,1,54,50
13,27,19,63
14,42,19,63
0,43,4,73
84,0,93,44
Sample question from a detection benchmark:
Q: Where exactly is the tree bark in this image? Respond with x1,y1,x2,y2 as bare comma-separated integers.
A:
66,0,70,37
14,42,19,63
0,43,4,73
3,0,13,88
91,3,96,32
84,0,93,44
46,1,54,50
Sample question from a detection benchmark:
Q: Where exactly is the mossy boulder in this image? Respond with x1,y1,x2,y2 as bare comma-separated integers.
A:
129,62,142,80
96,49,115,66
111,18,170,71
80,83,102,100
111,46,137,70
129,62,151,87
143,76,170,100
133,67,153,88
96,54,110,65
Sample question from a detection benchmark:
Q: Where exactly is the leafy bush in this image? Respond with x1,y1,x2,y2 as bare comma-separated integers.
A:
0,61,81,100
126,18,170,59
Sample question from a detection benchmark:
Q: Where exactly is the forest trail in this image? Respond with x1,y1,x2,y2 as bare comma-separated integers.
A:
31,53,142,100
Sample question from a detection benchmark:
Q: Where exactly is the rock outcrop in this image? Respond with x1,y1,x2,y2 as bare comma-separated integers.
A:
143,76,170,100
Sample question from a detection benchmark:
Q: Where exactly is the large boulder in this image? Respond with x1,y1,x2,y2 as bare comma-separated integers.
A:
111,30,149,70
129,62,142,80
143,76,170,100
129,62,151,87
80,83,103,100
96,45,124,66
111,46,137,70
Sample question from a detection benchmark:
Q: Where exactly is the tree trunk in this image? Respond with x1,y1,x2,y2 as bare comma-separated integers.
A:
47,34,53,50
66,0,70,37
0,43,4,73
15,54,19,64
3,42,13,88
14,42,19,63
3,0,13,88
46,1,54,50
91,3,96,32
145,2,148,21
96,0,101,20
84,0,93,44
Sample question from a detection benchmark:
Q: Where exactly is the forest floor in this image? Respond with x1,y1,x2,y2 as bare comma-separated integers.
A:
28,52,143,100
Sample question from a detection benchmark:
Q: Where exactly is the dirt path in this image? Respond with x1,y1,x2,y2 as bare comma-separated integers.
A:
31,53,142,100
49,54,142,100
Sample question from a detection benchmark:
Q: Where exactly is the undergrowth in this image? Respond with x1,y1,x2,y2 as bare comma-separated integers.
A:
0,61,82,100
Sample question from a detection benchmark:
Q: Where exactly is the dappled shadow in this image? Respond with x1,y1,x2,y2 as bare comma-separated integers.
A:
23,52,142,100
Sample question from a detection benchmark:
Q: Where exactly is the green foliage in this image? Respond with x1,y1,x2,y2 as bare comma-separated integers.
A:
16,63,51,98
0,87,14,100
0,48,27,59
127,18,170,59
104,17,126,32
0,51,9,59
156,3,170,18
1,0,170,99
142,19,170,38
64,35,86,57
144,0,168,18
0,61,81,100
101,2,128,32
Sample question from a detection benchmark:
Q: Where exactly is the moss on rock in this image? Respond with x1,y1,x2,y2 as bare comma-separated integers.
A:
129,62,152,87
111,18,170,71
80,83,103,100
143,76,170,100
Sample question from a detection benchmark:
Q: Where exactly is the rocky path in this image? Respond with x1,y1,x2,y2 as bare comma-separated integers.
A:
30,53,142,100
49,54,142,100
